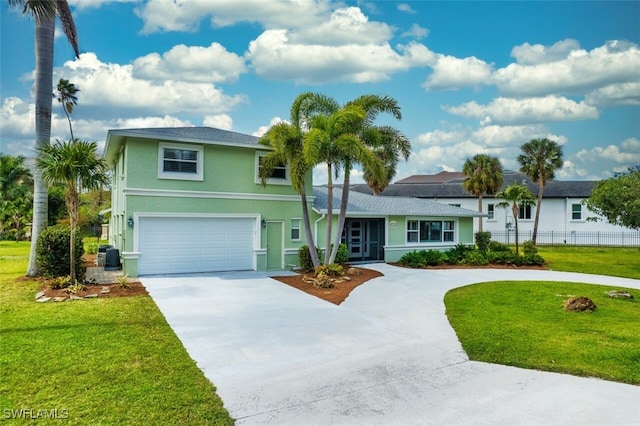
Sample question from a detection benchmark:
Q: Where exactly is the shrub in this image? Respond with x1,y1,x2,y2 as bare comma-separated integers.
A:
49,275,72,289
65,282,86,294
331,243,349,264
487,251,518,265
488,241,511,252
298,245,321,272
423,249,446,266
475,232,492,254
315,263,344,278
523,254,545,266
398,251,426,268
522,240,538,256
445,244,475,264
463,250,489,266
86,242,99,255
117,275,131,289
36,224,84,280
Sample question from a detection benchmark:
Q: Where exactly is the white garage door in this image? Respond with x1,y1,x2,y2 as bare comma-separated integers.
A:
138,216,255,275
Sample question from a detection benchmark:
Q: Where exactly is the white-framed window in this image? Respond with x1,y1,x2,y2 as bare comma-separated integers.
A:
158,142,203,181
572,203,582,220
291,218,301,241
255,152,290,185
487,204,495,220
407,220,456,243
448,203,461,208
519,204,532,220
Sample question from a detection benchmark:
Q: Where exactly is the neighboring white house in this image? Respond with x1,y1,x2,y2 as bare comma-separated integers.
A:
350,170,640,246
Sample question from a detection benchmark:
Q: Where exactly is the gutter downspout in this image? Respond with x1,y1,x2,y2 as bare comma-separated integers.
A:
313,209,326,250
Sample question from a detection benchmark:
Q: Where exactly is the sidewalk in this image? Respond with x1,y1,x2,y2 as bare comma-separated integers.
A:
85,266,123,284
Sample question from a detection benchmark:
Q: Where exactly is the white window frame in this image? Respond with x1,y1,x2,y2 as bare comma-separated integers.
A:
255,152,291,185
571,203,583,221
291,218,301,241
518,204,533,220
406,219,456,243
487,203,495,220
158,142,203,181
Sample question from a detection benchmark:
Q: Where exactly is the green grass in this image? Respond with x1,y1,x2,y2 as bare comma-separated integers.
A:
538,246,640,279
0,241,234,425
445,281,640,384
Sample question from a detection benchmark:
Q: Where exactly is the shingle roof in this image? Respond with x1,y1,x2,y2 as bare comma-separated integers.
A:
312,186,484,217
353,171,596,199
395,171,465,184
108,127,260,147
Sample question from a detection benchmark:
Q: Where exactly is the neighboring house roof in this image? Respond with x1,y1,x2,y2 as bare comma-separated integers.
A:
352,171,596,199
312,186,484,217
102,127,262,165
395,171,464,184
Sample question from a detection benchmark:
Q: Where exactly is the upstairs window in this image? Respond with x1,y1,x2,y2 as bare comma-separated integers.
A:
487,204,495,220
256,152,290,185
519,204,532,220
572,203,582,220
158,142,203,181
291,219,301,241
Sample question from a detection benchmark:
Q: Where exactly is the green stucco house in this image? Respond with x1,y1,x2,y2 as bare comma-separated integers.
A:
103,127,482,276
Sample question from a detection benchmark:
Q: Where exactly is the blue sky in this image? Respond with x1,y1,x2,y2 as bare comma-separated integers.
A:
1,0,639,184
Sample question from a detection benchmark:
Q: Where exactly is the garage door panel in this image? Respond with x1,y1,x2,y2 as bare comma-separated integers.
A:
138,217,255,275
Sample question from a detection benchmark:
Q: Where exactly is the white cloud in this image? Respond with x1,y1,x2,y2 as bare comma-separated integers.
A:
568,138,640,179
397,3,416,14
585,82,640,107
493,40,640,97
252,117,286,137
132,43,246,83
510,39,581,65
246,31,431,84
55,52,247,118
401,23,429,40
203,115,233,130
423,54,493,90
444,96,599,124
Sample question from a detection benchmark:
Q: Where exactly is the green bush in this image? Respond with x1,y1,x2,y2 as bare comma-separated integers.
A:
475,232,492,253
398,251,426,268
522,240,538,256
463,250,489,266
331,243,349,264
523,253,545,266
86,242,99,255
315,263,344,277
36,224,84,279
488,241,511,252
423,249,446,266
445,244,475,264
487,251,518,265
298,245,321,272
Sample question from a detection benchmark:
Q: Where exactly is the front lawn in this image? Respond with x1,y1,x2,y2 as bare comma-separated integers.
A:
538,245,640,279
0,241,234,425
445,280,640,384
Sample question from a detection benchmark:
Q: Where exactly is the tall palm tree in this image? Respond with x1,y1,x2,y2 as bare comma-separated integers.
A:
259,92,338,268
495,183,536,255
55,78,80,139
36,140,108,282
517,138,563,244
462,154,504,232
9,0,80,276
328,94,410,264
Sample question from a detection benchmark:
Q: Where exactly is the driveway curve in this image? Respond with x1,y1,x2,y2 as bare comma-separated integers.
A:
141,266,640,425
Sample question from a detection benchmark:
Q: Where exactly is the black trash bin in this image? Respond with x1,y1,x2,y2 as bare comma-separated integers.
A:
104,248,121,271
97,245,113,267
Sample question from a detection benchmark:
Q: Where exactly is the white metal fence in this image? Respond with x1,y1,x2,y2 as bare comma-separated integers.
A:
489,230,640,247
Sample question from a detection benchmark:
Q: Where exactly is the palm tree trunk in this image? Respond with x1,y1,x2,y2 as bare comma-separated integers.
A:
299,185,321,268
27,16,55,277
67,186,78,282
324,163,333,265
330,170,350,263
512,205,520,255
533,184,544,244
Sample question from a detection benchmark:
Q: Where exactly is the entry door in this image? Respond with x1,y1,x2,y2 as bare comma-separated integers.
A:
266,221,283,270
348,221,369,258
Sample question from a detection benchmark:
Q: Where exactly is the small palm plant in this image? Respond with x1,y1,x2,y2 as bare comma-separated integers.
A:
496,183,536,255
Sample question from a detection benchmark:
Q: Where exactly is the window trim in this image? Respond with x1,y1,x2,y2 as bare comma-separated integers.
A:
291,218,301,241
487,203,495,221
518,204,533,220
406,219,456,244
255,152,291,185
571,203,583,221
158,142,203,181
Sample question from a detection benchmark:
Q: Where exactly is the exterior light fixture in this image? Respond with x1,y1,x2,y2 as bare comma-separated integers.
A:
128,217,134,227
261,219,267,228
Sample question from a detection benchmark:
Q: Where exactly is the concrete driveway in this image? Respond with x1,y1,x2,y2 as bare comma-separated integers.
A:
141,265,640,425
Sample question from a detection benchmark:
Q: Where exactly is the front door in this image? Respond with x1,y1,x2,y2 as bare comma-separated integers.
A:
266,221,283,270
347,220,369,258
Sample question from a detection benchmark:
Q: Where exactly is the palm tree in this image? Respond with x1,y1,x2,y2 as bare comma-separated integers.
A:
55,78,80,139
462,154,504,232
9,0,80,276
259,92,339,268
0,154,33,240
36,140,109,282
517,138,563,244
495,183,536,255
328,94,410,264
